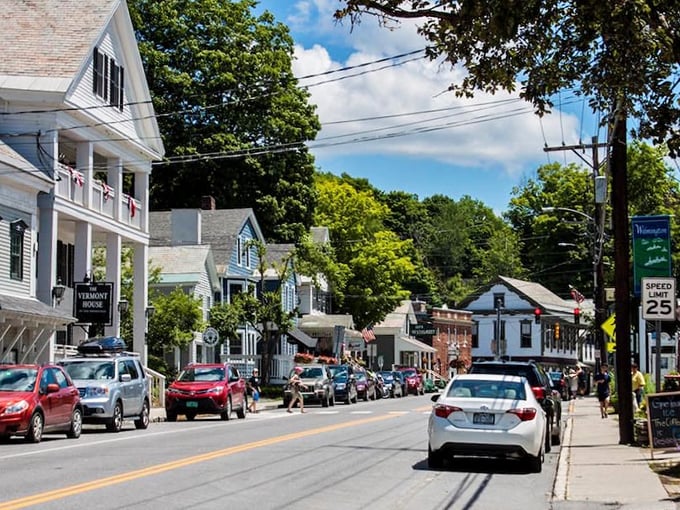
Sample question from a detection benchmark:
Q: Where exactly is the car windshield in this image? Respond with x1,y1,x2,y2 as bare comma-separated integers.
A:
356,372,367,381
402,369,417,378
549,372,563,380
379,372,394,382
61,360,115,380
300,367,323,378
447,380,526,400
329,366,347,377
334,372,348,382
178,367,225,382
0,367,38,391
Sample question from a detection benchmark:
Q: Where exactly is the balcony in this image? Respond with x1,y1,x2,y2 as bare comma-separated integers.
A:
55,163,142,230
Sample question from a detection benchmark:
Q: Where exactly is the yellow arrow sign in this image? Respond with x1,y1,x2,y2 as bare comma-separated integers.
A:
601,313,616,338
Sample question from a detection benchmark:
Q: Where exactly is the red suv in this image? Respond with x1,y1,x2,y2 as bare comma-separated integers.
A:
165,363,247,421
397,367,424,395
0,364,83,443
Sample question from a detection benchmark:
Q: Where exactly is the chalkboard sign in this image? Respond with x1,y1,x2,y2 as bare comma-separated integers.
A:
646,391,680,453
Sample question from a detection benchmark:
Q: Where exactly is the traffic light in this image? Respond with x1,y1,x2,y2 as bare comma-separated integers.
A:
534,308,542,324
573,307,580,324
554,322,561,339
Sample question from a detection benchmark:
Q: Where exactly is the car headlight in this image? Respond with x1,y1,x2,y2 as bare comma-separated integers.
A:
2,400,29,415
85,386,109,398
206,386,224,394
336,383,346,390
167,387,181,395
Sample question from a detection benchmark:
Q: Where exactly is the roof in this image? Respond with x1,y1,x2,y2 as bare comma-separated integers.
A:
0,0,118,79
310,227,330,244
0,294,76,324
149,209,264,272
374,300,416,329
298,314,355,331
149,245,219,290
0,140,52,186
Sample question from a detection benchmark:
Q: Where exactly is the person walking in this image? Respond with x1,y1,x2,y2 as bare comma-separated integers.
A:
287,366,307,414
632,362,645,409
594,363,611,418
568,368,579,400
247,368,262,414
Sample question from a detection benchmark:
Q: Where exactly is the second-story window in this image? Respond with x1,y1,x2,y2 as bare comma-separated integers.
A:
10,220,26,281
236,237,243,266
93,47,124,111
520,320,532,348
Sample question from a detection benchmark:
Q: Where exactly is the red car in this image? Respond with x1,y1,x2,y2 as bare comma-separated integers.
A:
0,364,83,443
165,363,247,421
398,367,424,395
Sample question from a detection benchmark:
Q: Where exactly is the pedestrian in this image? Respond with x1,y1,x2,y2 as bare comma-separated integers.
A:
594,363,611,418
287,366,307,414
568,368,579,400
631,362,645,409
247,368,261,413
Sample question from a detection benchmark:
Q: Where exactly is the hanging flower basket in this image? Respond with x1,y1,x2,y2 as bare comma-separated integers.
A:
294,352,315,364
318,355,338,365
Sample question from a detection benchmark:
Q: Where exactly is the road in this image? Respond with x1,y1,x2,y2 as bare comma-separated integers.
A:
0,394,562,510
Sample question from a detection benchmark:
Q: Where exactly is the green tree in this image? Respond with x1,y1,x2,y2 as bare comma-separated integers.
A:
146,288,204,374
129,0,321,242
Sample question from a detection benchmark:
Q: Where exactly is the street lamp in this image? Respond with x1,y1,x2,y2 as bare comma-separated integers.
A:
542,206,607,364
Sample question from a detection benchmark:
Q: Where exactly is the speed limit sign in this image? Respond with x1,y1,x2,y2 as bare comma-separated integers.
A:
642,277,676,321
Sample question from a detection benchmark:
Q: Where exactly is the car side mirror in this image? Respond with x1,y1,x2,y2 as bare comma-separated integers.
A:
431,394,440,403
46,383,60,394
120,374,132,383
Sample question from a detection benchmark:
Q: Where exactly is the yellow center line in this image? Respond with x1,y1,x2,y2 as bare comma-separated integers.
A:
0,414,395,510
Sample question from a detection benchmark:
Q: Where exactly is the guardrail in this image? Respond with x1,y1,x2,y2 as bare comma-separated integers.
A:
144,366,166,408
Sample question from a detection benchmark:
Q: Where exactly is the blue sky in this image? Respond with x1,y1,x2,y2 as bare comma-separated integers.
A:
255,1,608,214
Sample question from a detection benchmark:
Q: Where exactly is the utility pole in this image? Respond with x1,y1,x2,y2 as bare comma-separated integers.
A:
544,139,608,365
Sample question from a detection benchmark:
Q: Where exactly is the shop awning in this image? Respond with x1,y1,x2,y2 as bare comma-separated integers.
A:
0,294,76,324
396,335,436,354
286,327,317,349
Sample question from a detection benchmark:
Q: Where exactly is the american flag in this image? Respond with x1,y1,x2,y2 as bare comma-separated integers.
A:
569,285,585,304
361,326,376,342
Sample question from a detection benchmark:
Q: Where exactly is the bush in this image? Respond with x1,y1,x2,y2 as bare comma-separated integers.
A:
261,385,284,399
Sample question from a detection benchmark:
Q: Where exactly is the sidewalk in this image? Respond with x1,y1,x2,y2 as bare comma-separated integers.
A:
554,395,680,509
150,398,281,422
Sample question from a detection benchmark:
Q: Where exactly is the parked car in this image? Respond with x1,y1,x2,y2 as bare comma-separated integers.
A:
392,371,407,397
355,368,377,401
329,364,358,404
378,371,403,398
283,364,335,408
548,371,569,401
59,336,150,432
468,359,562,452
165,363,247,421
397,367,424,395
0,363,83,443
428,374,547,472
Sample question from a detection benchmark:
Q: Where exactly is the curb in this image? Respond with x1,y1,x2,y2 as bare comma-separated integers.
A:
552,399,575,501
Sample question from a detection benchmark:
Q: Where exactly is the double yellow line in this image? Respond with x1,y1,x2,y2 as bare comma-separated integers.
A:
0,415,396,509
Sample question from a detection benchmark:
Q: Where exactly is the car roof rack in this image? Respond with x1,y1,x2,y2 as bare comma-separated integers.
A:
75,337,138,357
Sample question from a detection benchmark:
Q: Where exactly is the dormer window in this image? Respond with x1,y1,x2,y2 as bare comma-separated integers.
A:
93,47,124,111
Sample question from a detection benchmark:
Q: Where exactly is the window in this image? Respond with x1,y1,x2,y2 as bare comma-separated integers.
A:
10,220,26,281
92,47,124,111
493,292,505,308
230,332,243,355
57,241,75,287
520,320,532,348
228,283,243,303
471,321,479,348
236,237,242,265
244,241,251,268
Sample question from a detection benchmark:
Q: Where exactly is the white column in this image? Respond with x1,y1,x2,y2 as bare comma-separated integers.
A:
77,141,93,208
133,241,149,363
135,170,150,233
107,157,123,222
105,232,122,338
72,222,92,343
36,192,58,305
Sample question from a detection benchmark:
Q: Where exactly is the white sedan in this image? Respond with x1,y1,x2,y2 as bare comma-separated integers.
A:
427,373,547,472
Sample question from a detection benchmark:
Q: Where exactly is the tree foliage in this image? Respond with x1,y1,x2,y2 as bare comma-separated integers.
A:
335,1,680,155
129,0,321,242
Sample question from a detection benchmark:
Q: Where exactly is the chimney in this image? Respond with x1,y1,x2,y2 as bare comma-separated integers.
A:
200,195,216,210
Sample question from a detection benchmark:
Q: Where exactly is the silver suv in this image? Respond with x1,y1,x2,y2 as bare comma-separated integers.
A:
283,363,335,408
58,337,150,432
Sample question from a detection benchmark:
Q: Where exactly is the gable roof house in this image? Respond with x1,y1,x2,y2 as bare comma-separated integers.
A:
458,276,592,368
0,0,164,362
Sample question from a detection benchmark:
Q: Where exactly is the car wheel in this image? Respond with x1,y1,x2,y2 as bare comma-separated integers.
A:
135,400,150,429
25,412,44,443
322,392,330,408
428,445,444,469
220,397,232,421
166,411,177,422
236,396,246,419
552,416,562,445
527,444,544,473
186,412,197,421
67,407,83,439
106,401,124,432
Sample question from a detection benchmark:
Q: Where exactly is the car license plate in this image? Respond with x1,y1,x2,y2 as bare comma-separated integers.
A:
473,412,494,425
186,401,198,408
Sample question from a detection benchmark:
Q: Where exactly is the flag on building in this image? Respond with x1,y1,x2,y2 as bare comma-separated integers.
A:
569,285,585,305
361,326,376,342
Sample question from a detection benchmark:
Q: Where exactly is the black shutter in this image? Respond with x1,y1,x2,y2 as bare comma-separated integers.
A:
92,48,99,95
118,66,125,111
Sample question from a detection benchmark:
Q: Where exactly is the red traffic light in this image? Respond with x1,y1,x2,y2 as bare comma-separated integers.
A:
534,308,542,324
574,307,580,324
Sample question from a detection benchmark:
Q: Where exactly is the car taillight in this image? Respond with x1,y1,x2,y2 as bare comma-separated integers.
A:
507,408,538,421
531,387,546,400
434,404,462,418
